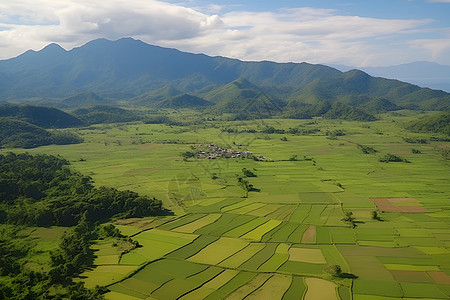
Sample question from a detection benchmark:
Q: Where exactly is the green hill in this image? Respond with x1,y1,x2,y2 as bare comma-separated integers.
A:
72,105,140,124
289,69,449,111
0,117,82,148
406,112,450,135
202,78,284,115
131,85,182,106
360,98,401,114
61,91,113,108
0,104,83,128
323,102,376,121
156,94,213,108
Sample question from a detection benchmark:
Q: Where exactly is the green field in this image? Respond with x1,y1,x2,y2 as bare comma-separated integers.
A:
3,111,449,299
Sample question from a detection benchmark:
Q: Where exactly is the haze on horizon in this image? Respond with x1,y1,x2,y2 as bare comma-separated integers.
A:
0,0,449,67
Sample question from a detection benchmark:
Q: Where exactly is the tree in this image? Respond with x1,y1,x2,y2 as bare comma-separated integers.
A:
288,155,298,161
181,151,196,161
372,210,382,221
236,176,253,198
325,264,342,277
342,211,356,227
242,168,257,177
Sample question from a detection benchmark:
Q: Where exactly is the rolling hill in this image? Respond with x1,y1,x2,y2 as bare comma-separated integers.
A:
60,92,113,108
406,112,450,135
155,94,213,108
0,104,83,128
0,117,82,148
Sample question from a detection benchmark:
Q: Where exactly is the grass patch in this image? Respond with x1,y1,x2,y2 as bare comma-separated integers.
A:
240,243,278,271
246,274,292,299
266,205,297,220
241,219,282,241
195,214,256,236
173,213,221,233
151,278,200,299
301,225,316,243
247,204,283,217
304,277,338,300
179,269,239,300
287,224,309,243
219,243,266,269
384,264,440,271
225,273,271,299
166,235,219,260
258,243,290,272
131,229,197,261
188,237,249,265
282,276,307,300
135,259,207,280
204,271,257,300
80,265,139,288
353,280,402,297
158,214,206,230
289,247,326,264
223,217,269,238
227,203,267,215
262,222,298,242
278,261,326,276
400,282,448,298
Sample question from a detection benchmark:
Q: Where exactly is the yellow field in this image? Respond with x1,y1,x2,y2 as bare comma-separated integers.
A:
289,247,326,264
304,277,338,300
188,237,249,265
80,265,139,288
246,274,292,299
219,243,266,268
241,219,282,241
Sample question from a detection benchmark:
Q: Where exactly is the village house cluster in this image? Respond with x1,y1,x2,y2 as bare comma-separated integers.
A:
195,144,271,161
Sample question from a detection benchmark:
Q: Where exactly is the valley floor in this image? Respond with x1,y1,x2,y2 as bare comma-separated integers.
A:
4,111,449,299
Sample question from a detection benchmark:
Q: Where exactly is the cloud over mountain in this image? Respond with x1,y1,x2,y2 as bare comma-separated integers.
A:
0,0,449,66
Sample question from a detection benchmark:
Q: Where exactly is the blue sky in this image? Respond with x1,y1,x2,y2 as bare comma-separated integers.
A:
0,0,449,66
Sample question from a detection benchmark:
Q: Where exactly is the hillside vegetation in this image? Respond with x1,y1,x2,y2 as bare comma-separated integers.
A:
0,118,82,148
406,111,450,135
72,105,140,125
0,104,83,128
0,152,165,226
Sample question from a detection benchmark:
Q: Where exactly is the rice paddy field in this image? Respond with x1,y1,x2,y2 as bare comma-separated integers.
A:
5,110,449,299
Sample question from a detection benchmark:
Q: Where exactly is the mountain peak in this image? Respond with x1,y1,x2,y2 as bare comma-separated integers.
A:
40,43,66,53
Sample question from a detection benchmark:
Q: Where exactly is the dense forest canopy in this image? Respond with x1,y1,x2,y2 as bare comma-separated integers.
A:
0,152,166,226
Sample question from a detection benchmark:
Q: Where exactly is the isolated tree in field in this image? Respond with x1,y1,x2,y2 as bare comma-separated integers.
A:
325,264,343,277
236,176,253,198
342,211,356,227
372,210,382,221
181,151,195,161
242,168,257,177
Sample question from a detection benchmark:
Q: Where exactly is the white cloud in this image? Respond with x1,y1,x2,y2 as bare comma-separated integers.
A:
0,0,224,58
410,35,450,64
428,0,450,3
0,0,447,66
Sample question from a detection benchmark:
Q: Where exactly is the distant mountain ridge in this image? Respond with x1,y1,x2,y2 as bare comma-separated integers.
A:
0,38,449,113
332,61,450,93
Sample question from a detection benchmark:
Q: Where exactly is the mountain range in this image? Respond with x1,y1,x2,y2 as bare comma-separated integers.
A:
0,37,449,115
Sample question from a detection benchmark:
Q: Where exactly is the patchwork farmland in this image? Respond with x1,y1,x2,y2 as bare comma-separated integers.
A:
11,112,450,299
